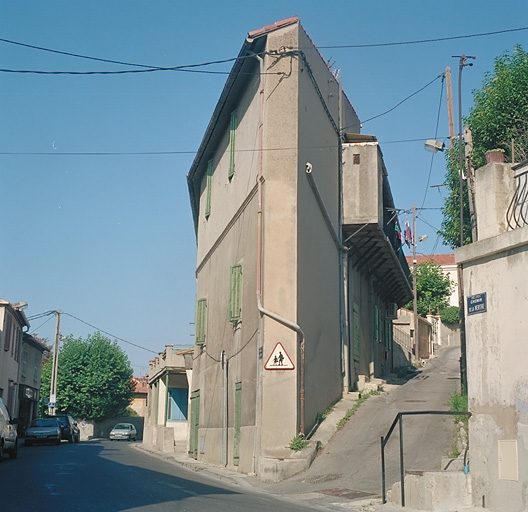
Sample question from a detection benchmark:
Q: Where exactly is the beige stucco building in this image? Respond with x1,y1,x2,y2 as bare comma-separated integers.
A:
186,17,412,480
18,333,49,432
0,298,30,418
456,159,528,511
143,346,192,452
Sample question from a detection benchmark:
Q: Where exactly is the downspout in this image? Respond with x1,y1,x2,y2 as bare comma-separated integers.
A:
222,350,227,467
252,50,264,472
253,50,307,437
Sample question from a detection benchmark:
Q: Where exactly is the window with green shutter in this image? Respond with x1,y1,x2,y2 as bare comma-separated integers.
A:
228,110,237,180
205,159,213,218
195,298,207,344
229,264,242,322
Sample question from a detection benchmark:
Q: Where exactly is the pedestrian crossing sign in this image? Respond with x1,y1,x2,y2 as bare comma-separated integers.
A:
264,342,294,370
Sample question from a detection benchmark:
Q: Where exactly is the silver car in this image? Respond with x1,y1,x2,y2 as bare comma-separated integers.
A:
109,423,137,441
25,418,62,446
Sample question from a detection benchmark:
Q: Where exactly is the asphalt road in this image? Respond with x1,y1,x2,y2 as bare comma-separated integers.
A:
0,437,332,512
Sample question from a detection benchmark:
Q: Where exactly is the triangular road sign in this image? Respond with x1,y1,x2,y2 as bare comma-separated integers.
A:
264,342,294,370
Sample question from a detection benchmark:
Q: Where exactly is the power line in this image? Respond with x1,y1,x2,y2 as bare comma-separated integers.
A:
0,137,445,157
61,312,158,354
361,74,444,124
318,26,528,49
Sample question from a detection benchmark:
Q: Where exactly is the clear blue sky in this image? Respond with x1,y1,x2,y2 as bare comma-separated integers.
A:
2,1,527,375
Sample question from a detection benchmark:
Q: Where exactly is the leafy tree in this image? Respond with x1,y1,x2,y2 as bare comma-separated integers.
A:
41,333,134,421
406,261,453,316
440,45,528,248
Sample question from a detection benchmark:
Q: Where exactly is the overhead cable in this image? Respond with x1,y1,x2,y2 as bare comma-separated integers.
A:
319,26,528,49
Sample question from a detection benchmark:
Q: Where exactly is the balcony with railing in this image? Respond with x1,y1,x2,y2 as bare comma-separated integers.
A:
506,160,528,230
341,134,412,307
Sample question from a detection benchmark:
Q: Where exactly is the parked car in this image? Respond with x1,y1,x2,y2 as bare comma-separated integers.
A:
109,423,137,441
25,418,61,446
0,397,18,460
54,414,80,443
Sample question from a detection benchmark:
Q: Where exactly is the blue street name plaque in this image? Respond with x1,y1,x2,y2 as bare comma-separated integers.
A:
467,293,487,315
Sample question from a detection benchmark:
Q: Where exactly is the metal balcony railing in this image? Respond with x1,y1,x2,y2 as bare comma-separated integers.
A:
506,165,528,229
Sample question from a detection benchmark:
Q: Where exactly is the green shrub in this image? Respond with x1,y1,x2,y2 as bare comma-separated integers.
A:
440,306,459,325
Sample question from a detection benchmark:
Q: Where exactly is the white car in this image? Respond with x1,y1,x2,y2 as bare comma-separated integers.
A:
109,423,137,441
0,397,18,460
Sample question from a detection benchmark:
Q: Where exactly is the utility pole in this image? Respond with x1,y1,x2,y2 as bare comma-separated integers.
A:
412,204,419,363
445,66,456,141
48,309,61,416
454,54,475,394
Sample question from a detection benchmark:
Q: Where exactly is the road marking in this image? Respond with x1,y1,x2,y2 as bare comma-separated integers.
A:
157,481,198,496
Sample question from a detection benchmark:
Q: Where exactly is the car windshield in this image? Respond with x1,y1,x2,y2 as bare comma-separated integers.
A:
113,424,130,430
32,419,58,427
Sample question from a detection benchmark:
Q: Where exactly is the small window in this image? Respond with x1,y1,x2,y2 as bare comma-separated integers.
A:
353,154,360,164
205,159,213,219
195,299,207,345
228,110,237,180
229,264,242,322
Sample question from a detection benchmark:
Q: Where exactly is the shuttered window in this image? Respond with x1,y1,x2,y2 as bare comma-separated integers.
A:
205,159,213,218
195,298,207,345
228,110,237,180
229,264,242,322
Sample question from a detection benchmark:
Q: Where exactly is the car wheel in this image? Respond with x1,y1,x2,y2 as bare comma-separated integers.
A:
8,441,18,459
132,436,136,442
68,433,74,444
75,435,80,443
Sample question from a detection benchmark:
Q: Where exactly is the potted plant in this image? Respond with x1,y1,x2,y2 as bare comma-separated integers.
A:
485,148,505,163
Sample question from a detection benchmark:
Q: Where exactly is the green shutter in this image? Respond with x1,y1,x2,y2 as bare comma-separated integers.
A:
205,159,213,218
374,304,379,342
189,390,200,459
228,110,237,180
353,304,360,373
229,264,242,322
196,298,207,344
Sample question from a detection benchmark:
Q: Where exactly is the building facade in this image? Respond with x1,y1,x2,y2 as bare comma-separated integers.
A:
143,346,192,452
456,159,528,511
0,299,30,418
17,333,49,433
186,17,411,479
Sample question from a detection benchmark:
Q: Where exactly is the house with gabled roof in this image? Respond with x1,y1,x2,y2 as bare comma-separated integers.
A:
186,17,411,481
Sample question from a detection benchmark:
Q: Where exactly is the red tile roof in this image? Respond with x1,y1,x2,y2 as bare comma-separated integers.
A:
405,254,455,266
248,16,299,38
132,377,148,394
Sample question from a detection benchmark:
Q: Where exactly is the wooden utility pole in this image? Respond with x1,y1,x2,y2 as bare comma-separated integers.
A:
412,204,419,363
48,309,61,416
445,66,456,141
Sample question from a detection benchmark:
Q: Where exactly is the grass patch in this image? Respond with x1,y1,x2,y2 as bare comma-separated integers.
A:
336,390,380,430
289,434,309,451
447,390,469,458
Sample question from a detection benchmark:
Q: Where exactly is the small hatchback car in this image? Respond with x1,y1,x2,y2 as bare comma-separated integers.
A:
54,414,80,443
109,423,137,441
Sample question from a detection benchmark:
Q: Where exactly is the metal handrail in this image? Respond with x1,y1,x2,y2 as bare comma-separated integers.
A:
381,410,472,507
